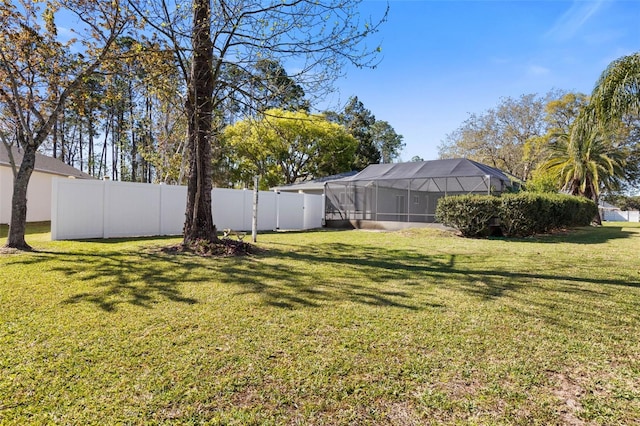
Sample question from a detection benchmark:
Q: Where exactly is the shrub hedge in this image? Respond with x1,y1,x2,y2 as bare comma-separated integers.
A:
435,195,501,238
435,193,597,238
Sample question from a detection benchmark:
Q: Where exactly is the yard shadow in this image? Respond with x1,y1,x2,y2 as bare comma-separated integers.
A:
213,239,640,312
5,229,639,316
498,225,636,245
5,247,201,312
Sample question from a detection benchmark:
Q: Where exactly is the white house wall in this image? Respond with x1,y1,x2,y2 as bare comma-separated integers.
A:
27,171,55,222
0,166,55,224
0,166,10,224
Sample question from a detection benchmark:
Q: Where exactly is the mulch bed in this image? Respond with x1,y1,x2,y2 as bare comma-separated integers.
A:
160,238,260,257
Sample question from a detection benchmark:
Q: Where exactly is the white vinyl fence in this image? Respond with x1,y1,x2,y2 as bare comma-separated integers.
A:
602,209,640,222
51,178,323,240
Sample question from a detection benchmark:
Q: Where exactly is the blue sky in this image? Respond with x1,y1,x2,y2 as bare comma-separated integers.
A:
331,0,640,161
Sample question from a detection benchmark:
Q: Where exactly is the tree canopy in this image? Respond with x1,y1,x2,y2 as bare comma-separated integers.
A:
590,52,640,125
224,109,357,189
326,96,404,169
535,53,640,213
542,130,625,223
438,93,555,181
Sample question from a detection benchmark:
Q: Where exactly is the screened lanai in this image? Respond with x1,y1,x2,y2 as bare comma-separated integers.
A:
324,158,514,225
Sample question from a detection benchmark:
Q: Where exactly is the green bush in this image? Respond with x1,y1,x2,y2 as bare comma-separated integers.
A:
564,195,598,227
500,193,597,237
500,193,541,236
436,193,597,238
435,195,500,237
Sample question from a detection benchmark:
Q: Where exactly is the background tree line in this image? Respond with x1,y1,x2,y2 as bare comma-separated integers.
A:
438,53,640,219
3,38,404,188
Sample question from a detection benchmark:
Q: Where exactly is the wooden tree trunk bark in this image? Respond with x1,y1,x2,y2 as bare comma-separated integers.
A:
183,0,217,245
5,144,36,250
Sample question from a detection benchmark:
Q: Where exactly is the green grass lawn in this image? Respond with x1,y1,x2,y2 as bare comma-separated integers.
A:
1,222,639,425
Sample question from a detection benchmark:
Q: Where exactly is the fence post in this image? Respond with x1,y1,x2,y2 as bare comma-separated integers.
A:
252,175,259,242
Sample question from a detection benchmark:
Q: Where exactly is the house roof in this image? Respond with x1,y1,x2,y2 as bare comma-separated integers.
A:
0,145,93,179
339,158,512,183
272,171,359,192
599,200,620,210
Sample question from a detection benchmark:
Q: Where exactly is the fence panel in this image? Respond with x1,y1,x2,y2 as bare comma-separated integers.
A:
211,188,249,231
51,179,105,240
160,185,188,235
257,191,278,230
0,166,9,224
104,181,162,238
304,194,324,229
603,209,640,222
277,192,304,229
52,179,322,240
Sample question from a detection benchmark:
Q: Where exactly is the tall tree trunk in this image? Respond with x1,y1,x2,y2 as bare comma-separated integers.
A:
52,120,58,159
129,82,137,182
88,111,95,176
5,143,36,250
183,0,216,244
590,185,602,225
79,119,84,172
60,110,67,163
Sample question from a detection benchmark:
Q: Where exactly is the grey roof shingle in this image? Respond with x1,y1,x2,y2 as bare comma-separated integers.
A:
0,145,93,179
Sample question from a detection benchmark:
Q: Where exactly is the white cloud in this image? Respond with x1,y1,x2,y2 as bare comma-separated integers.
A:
546,0,610,41
528,65,551,76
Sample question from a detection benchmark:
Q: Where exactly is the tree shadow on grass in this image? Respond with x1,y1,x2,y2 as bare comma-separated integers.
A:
5,233,639,317
496,225,637,245
213,240,639,314
4,247,201,312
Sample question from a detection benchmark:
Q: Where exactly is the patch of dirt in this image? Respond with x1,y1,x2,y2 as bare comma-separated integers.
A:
551,372,586,426
0,247,20,255
382,401,422,425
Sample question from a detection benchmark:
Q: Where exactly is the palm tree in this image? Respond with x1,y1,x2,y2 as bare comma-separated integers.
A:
556,52,639,222
591,52,640,124
544,130,625,224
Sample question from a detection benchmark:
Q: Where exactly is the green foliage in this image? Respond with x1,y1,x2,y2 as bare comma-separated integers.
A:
499,193,550,237
590,52,640,124
436,193,598,238
251,59,310,112
499,193,595,237
438,92,556,181
224,109,357,188
525,167,560,193
370,120,405,163
542,130,626,216
567,53,640,193
544,92,590,135
436,195,500,237
326,96,384,170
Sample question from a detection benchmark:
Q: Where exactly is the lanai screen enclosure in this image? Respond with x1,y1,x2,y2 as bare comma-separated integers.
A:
324,158,514,225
